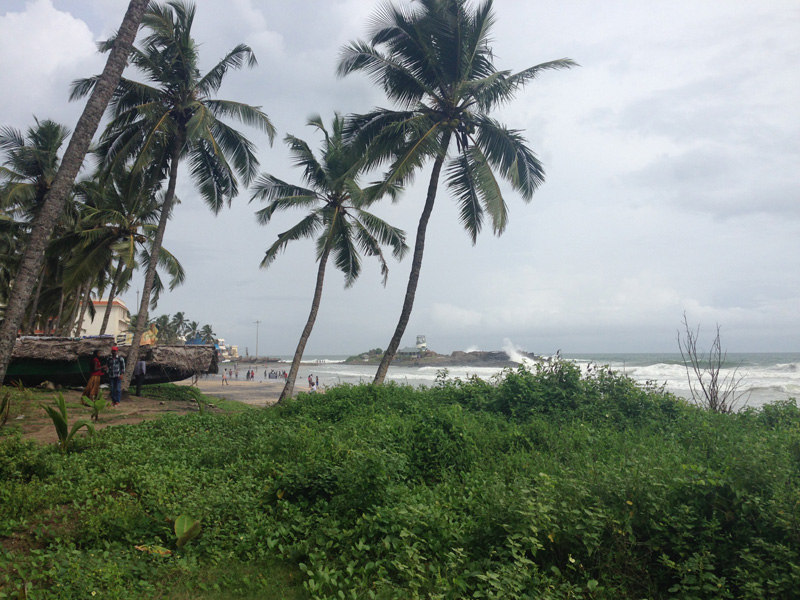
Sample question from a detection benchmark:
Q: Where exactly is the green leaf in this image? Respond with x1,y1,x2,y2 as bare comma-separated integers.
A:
174,514,202,548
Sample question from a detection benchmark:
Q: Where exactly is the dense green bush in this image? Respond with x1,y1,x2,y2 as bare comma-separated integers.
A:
0,367,798,599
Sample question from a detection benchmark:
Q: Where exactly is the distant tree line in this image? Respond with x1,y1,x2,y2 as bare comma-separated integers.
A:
128,311,216,345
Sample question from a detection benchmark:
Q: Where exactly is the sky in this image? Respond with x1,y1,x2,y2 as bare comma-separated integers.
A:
1,0,799,356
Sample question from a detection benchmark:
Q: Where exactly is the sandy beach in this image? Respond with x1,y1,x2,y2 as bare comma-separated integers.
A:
177,374,290,406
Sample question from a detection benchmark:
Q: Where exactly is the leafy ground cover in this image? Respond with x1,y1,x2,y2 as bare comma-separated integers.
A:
1,365,799,599
0,383,241,446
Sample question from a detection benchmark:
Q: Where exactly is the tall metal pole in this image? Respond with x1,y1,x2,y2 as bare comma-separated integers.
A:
254,320,261,360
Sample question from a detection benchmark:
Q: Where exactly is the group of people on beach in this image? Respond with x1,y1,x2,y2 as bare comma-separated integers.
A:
81,346,147,406
308,374,319,392
221,367,286,385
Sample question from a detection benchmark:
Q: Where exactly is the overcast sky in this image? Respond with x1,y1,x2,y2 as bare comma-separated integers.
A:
2,0,799,356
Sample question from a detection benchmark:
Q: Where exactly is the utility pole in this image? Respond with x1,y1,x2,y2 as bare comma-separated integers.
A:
254,320,261,360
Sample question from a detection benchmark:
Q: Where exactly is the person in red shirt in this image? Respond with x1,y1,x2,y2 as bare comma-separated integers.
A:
82,350,106,402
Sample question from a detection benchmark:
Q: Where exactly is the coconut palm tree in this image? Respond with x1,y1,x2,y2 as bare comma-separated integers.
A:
337,0,575,383
0,118,71,221
0,118,85,334
0,0,148,387
251,113,407,401
200,324,216,344
68,166,185,334
170,311,188,340
70,0,275,390
185,320,200,342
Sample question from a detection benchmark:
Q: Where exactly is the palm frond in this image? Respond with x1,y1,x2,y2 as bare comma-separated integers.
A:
261,213,321,269
187,138,236,213
208,117,261,185
354,209,408,261
197,43,258,95
474,115,544,200
69,76,100,101
154,245,186,290
328,215,361,288
204,99,276,143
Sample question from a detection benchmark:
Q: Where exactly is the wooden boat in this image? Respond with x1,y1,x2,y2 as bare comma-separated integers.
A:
4,336,218,387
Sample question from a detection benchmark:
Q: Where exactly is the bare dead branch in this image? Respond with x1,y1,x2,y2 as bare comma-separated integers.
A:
677,312,750,413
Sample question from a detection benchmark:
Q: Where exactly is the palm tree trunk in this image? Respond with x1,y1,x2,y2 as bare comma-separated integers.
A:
121,132,183,392
62,280,85,336
25,270,45,334
278,245,332,403
0,0,147,384
73,278,93,337
54,285,65,334
99,257,125,335
374,140,449,384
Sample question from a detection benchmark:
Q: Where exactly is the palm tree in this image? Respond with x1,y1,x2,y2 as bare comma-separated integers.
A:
69,171,148,334
0,119,73,333
337,0,576,383
69,167,184,334
200,324,216,344
170,311,188,340
153,314,176,343
0,119,71,221
185,320,200,342
0,0,148,387
251,113,407,401
70,0,275,390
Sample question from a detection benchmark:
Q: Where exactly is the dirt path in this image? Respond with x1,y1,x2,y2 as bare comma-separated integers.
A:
5,377,294,446
8,389,204,445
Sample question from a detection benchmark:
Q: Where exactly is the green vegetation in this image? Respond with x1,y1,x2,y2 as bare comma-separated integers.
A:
1,363,798,598
0,390,10,426
40,391,94,454
81,393,108,423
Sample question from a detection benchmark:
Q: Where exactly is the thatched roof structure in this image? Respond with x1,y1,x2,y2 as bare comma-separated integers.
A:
11,337,217,373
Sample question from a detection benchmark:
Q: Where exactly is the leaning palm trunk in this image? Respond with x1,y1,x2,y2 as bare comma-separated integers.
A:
61,280,85,336
73,277,93,337
0,0,147,385
26,271,45,334
99,257,125,335
374,149,448,384
54,284,65,335
121,135,182,392
279,245,331,402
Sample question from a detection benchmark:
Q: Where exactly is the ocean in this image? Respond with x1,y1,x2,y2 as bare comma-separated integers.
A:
268,352,800,410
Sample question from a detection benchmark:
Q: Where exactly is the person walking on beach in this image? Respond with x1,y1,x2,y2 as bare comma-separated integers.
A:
133,359,147,397
82,350,105,403
106,346,125,406
222,370,228,385
308,374,313,389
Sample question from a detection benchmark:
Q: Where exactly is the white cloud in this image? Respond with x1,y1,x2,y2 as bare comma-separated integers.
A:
2,0,798,355
0,0,100,125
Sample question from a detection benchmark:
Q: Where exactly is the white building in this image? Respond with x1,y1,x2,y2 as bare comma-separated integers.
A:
79,298,131,342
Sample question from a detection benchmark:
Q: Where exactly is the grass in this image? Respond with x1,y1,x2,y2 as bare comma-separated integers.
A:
1,364,798,599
